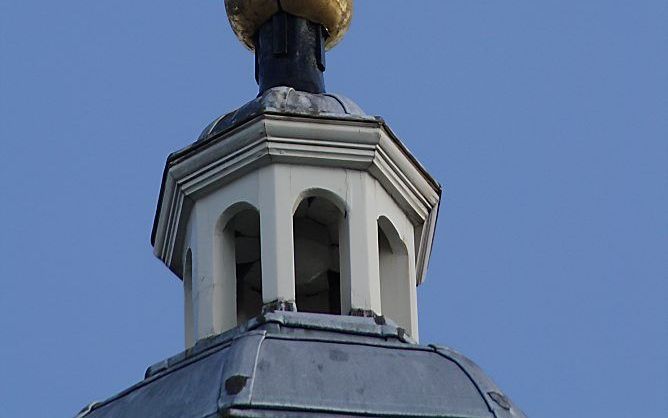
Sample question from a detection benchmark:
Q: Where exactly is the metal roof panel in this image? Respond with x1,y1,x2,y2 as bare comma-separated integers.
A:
77,313,525,418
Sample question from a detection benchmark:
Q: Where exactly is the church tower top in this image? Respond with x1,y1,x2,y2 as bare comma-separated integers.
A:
152,0,441,347
74,4,528,418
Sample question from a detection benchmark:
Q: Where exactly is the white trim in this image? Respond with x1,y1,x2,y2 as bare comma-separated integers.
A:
153,114,441,285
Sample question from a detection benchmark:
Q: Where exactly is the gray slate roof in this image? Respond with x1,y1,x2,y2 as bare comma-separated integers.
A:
77,312,526,418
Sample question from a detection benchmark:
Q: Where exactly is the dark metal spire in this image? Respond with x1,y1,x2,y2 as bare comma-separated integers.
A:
254,12,327,95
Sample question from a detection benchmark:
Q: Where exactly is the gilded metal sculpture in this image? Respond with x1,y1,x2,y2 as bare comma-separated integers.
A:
225,0,353,50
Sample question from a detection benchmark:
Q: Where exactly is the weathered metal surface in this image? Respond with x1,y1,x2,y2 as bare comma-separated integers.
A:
77,312,526,418
431,345,527,418
225,0,353,51
197,86,369,142
81,348,228,418
250,338,490,417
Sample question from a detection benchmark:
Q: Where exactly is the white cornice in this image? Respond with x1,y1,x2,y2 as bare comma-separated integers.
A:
153,114,441,284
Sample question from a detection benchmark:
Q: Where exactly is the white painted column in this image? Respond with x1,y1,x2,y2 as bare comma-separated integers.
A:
404,225,419,341
259,164,296,304
345,171,382,314
213,222,238,332
192,204,229,340
339,217,352,315
183,249,195,348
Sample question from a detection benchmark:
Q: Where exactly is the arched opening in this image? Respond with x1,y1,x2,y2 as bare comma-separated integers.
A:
293,195,343,314
216,204,263,327
378,216,411,333
183,249,194,347
231,209,263,324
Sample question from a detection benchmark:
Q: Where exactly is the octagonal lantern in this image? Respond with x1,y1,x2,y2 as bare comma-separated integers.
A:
152,88,440,346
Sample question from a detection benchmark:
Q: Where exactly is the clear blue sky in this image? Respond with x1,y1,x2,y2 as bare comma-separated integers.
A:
1,1,666,417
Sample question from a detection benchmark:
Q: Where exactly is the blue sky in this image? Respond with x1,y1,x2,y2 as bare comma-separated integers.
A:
1,1,666,417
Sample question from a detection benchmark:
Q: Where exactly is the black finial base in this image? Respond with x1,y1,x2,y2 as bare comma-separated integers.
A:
255,12,327,95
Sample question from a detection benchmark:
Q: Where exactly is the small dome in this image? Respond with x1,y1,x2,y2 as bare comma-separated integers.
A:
197,87,371,142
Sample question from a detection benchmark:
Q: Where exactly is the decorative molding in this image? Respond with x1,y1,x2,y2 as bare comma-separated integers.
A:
153,114,441,285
